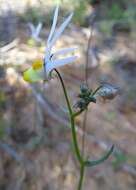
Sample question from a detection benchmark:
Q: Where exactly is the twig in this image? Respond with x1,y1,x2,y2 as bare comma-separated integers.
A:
0,141,24,162
85,26,93,85
0,39,19,53
81,24,94,160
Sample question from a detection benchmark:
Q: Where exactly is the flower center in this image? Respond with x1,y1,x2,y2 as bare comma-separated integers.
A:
32,59,43,70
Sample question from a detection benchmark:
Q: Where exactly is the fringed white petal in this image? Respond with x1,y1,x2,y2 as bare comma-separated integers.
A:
47,5,59,45
46,55,77,75
28,22,35,35
35,22,42,36
52,47,77,57
44,46,52,63
49,13,73,49
28,22,42,42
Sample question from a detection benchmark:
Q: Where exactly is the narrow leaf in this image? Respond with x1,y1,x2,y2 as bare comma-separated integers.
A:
85,145,114,167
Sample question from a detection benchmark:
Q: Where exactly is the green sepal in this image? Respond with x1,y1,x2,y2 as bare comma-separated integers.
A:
85,145,114,167
89,96,96,103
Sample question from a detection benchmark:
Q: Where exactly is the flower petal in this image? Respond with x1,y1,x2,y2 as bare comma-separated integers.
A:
28,22,35,35
35,22,42,36
46,56,77,75
52,47,77,57
23,67,44,83
47,6,59,45
44,47,51,63
49,13,73,49
28,22,42,42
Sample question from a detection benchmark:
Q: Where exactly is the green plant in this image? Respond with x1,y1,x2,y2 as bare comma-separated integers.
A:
0,92,6,109
23,6,118,190
107,4,124,20
0,119,8,139
72,0,88,25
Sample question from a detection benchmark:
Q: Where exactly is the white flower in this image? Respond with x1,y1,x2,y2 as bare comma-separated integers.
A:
24,6,77,82
28,22,42,42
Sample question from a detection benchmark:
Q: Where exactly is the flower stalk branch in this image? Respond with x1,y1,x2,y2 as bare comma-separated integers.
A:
55,69,85,190
55,69,83,165
55,69,115,190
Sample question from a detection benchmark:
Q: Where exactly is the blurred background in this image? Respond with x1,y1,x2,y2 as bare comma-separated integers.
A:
0,0,136,189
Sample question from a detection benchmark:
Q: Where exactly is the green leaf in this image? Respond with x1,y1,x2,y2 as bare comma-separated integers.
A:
85,145,114,167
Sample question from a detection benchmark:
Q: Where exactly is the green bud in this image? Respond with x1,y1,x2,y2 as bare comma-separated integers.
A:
80,84,89,93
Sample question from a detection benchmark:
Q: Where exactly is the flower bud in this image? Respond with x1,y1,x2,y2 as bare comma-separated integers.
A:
80,84,89,94
94,83,119,100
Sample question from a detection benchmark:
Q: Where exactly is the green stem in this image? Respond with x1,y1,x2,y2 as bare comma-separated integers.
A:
92,85,103,96
55,69,72,115
71,115,83,164
78,164,85,190
55,69,88,190
73,109,84,118
55,69,83,164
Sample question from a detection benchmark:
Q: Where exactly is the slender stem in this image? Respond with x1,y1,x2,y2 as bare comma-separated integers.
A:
92,85,102,96
81,109,88,157
81,26,94,162
85,26,93,86
71,115,83,164
55,69,87,190
55,69,83,165
54,69,72,115
73,109,84,117
78,164,85,190
77,25,94,190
